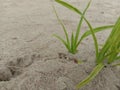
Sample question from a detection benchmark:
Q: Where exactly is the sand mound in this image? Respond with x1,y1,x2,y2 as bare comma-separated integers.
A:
0,53,119,90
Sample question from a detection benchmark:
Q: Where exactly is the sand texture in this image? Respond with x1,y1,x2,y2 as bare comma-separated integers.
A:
0,0,120,90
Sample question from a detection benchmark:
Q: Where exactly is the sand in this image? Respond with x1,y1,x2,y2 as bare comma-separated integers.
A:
0,0,120,90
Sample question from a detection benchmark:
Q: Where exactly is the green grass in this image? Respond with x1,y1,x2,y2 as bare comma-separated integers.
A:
77,17,120,89
53,0,92,54
54,0,120,89
96,17,120,64
54,0,113,55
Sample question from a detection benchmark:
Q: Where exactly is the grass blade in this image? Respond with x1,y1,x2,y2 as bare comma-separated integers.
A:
52,4,70,50
84,18,99,58
55,0,82,15
70,32,76,53
74,0,92,48
76,63,104,89
76,25,114,48
81,25,114,41
115,56,120,60
53,34,69,50
112,63,120,67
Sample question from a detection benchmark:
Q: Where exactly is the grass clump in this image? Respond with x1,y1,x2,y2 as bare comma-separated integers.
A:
54,0,113,55
54,0,120,89
77,17,120,89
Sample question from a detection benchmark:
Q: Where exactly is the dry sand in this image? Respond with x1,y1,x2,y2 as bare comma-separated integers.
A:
0,0,120,90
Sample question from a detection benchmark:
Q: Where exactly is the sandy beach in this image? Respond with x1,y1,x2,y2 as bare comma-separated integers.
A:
0,0,120,90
